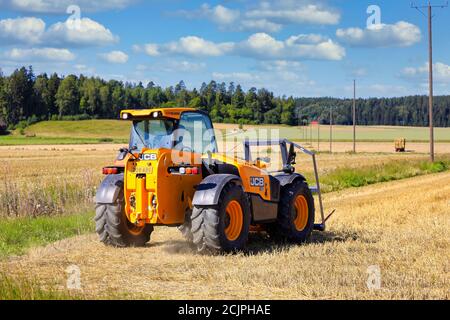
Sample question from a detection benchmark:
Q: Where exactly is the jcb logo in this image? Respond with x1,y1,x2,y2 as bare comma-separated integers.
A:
250,177,265,188
141,154,157,161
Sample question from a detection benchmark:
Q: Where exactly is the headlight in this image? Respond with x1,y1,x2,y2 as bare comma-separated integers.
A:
122,113,129,120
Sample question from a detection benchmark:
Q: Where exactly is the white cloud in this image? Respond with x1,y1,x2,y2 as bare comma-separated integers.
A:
239,19,282,33
241,33,284,55
211,67,317,97
3,48,75,61
401,62,450,83
237,33,345,61
177,4,240,26
286,34,327,45
212,72,261,82
246,3,340,25
45,18,119,47
136,60,206,74
176,2,338,32
143,44,161,56
99,50,129,64
139,36,234,57
176,4,282,33
0,0,137,13
207,5,283,33
166,61,206,72
171,36,234,57
0,16,118,48
0,17,45,45
336,21,421,47
258,60,303,72
137,33,345,61
208,4,240,25
135,59,207,77
73,64,96,75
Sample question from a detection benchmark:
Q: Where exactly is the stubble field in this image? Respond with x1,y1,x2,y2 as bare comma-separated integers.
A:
0,142,448,300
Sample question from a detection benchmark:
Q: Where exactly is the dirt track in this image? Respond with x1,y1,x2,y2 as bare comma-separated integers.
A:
2,172,449,300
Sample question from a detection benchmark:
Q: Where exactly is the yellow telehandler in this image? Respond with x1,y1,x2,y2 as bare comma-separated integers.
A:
95,108,331,253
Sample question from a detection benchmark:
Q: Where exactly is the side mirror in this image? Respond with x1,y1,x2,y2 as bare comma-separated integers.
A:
119,146,139,159
117,148,128,161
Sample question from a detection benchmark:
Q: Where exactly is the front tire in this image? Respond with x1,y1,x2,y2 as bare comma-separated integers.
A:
95,192,153,247
270,180,315,243
191,183,251,253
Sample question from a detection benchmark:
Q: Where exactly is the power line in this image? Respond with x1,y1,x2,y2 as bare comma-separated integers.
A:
411,1,448,162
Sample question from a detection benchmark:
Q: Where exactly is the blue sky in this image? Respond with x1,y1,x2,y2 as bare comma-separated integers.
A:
0,0,449,98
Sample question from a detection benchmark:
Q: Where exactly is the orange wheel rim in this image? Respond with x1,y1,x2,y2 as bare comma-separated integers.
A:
127,224,144,236
125,212,144,236
224,200,243,241
294,195,309,231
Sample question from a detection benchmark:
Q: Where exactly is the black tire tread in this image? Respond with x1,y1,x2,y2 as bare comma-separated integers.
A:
271,180,315,243
95,197,153,247
191,183,250,253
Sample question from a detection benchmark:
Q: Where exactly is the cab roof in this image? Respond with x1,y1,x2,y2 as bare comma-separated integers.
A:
120,108,197,120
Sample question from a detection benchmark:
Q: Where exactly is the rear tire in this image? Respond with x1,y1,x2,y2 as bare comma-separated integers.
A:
95,192,153,247
269,180,315,243
191,183,251,253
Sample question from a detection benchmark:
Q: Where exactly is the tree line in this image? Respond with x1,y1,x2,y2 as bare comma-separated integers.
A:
0,66,449,133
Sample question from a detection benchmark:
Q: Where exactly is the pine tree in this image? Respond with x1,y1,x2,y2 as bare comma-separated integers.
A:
56,75,80,116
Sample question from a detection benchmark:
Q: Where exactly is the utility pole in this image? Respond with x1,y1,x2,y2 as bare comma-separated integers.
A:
330,106,333,153
302,121,308,142
302,120,307,143
412,1,448,162
353,79,356,154
303,120,306,143
301,123,304,141
318,120,320,152
305,122,308,143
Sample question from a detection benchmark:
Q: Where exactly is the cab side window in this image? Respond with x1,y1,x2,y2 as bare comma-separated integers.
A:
179,112,218,154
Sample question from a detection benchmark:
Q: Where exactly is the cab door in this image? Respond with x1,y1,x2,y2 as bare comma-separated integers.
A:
177,111,218,156
157,112,218,224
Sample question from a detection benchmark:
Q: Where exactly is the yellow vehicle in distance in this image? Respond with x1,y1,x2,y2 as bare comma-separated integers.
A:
395,138,406,152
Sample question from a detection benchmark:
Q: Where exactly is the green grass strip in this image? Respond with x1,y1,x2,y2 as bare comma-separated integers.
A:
319,159,449,192
0,136,128,146
0,273,81,300
0,212,94,259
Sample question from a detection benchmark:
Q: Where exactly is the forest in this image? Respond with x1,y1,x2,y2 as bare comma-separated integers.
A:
0,66,449,133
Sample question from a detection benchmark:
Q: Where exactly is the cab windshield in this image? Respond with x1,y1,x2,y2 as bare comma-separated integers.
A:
130,119,176,150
